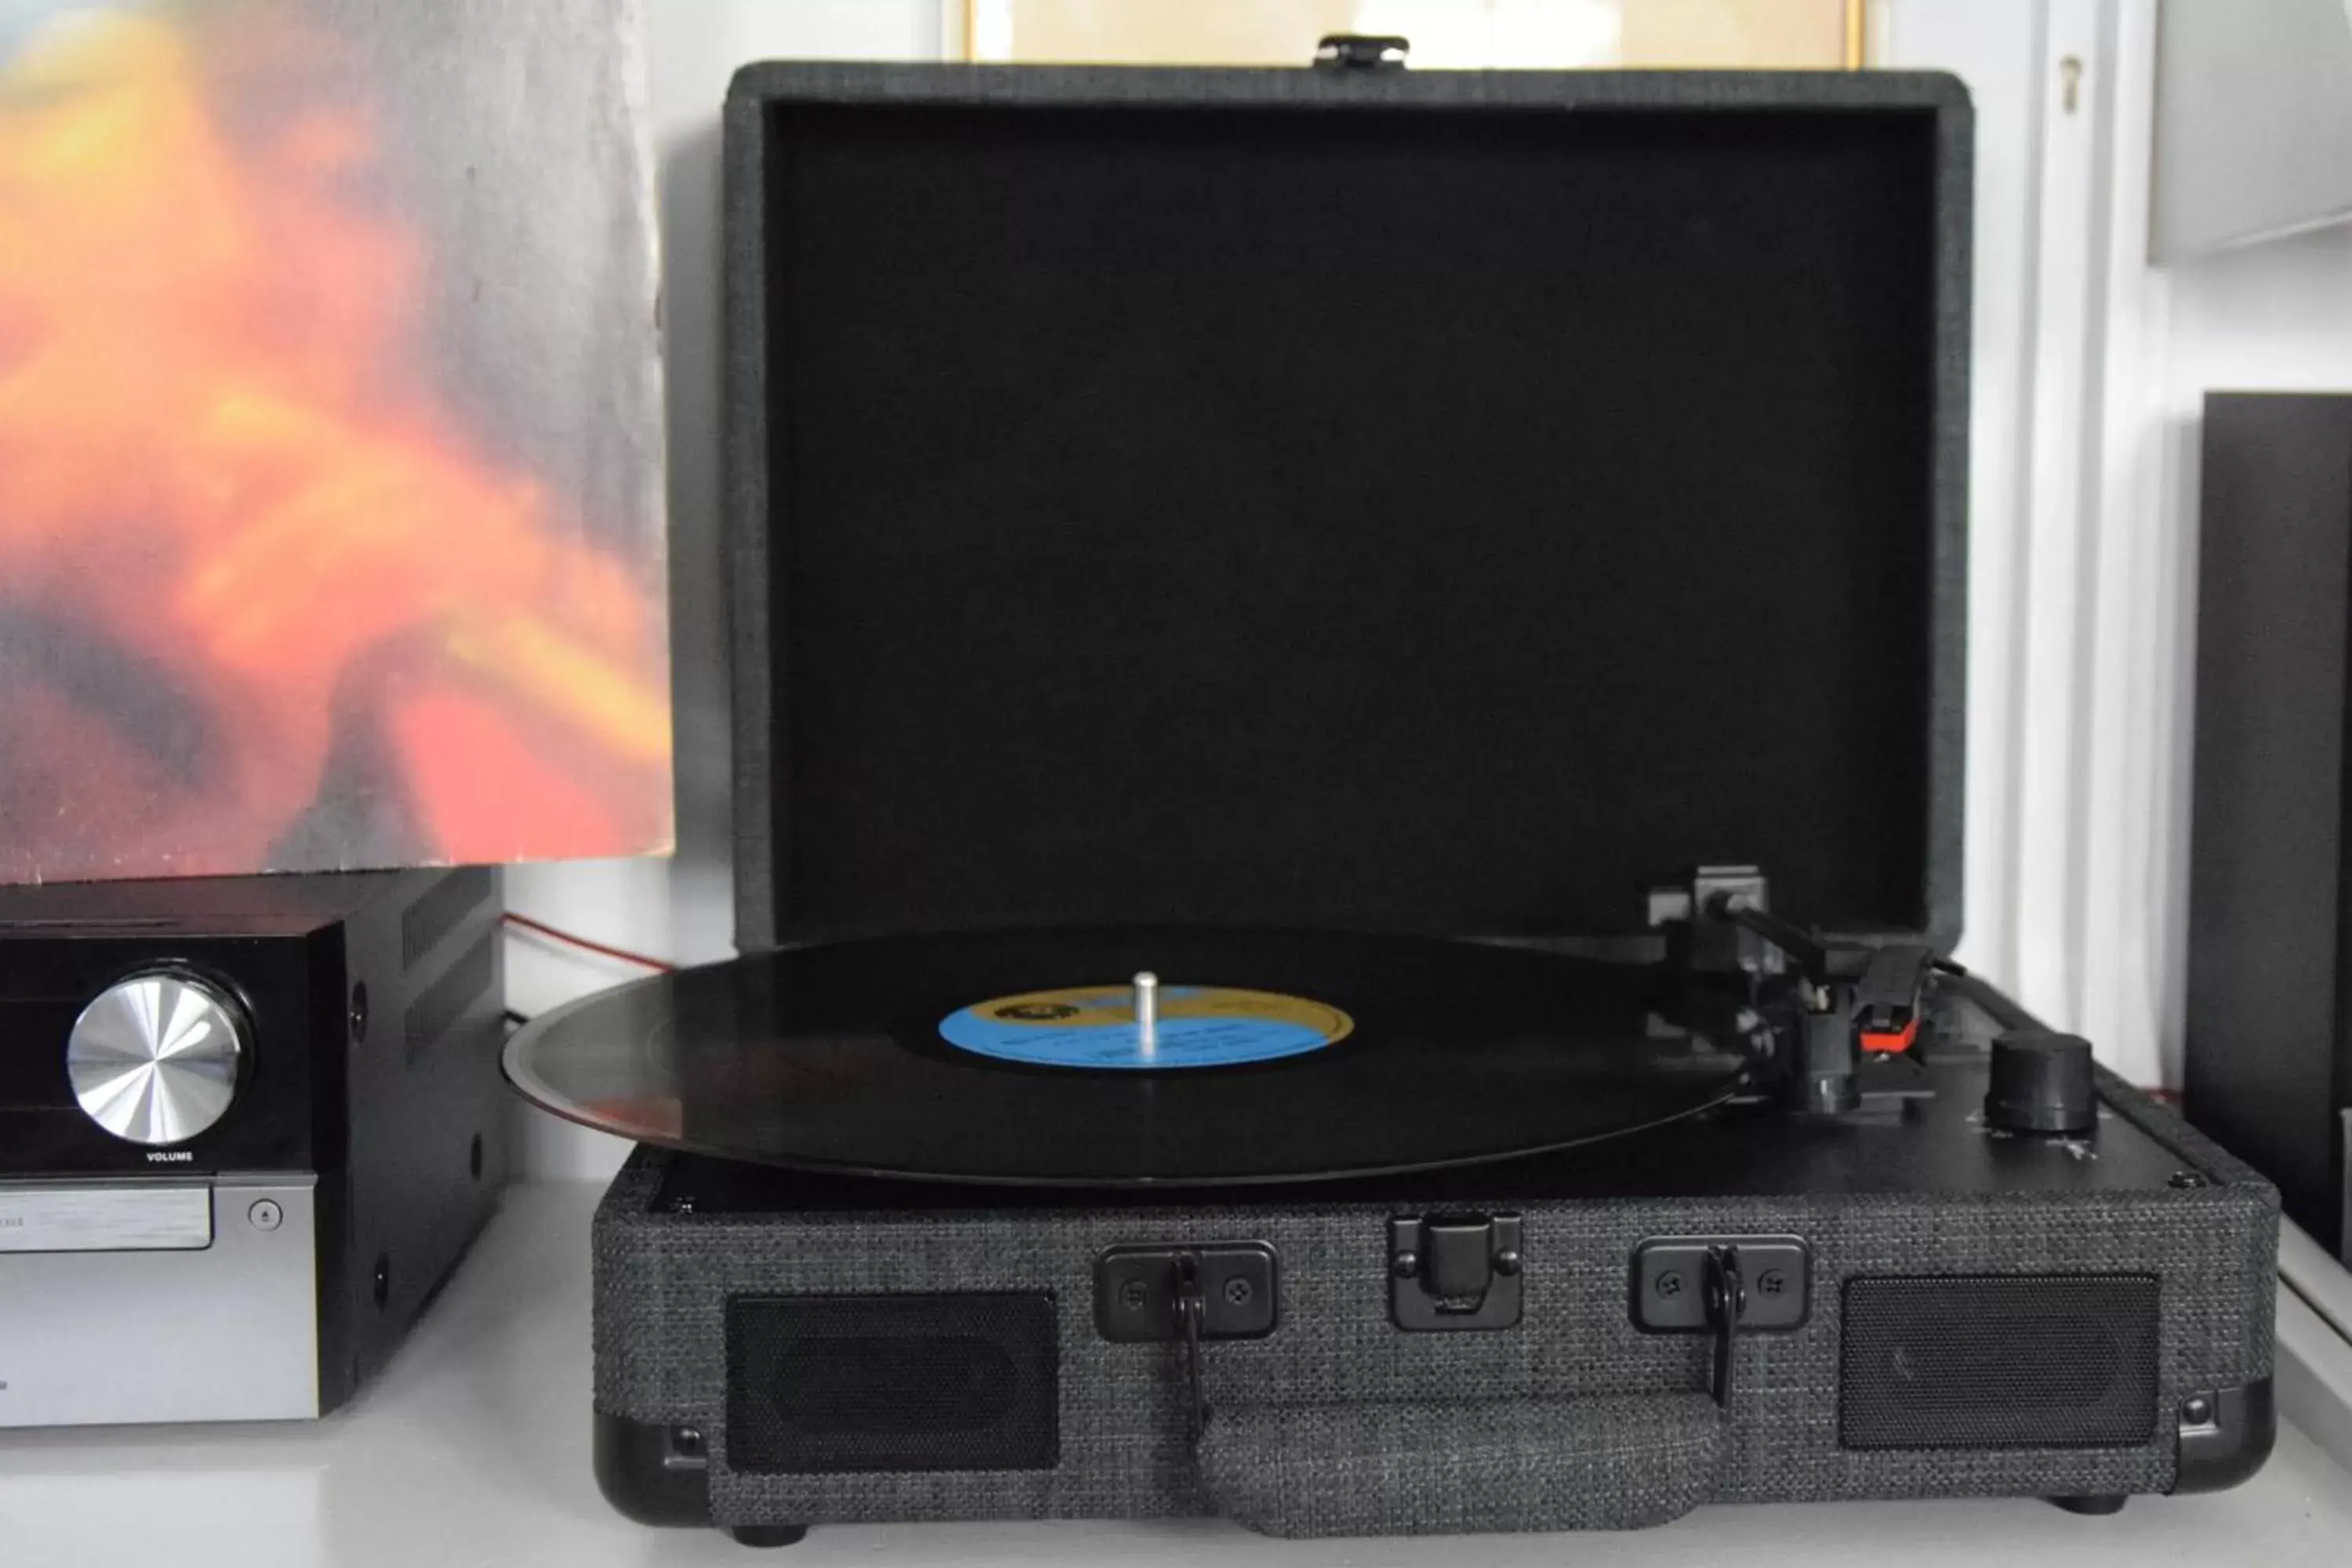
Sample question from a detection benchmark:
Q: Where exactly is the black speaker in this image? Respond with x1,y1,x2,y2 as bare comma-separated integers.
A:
1838,1275,2161,1450
2186,391,2352,1263
725,1293,1060,1474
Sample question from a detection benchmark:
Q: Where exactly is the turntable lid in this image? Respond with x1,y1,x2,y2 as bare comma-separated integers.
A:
723,65,1969,951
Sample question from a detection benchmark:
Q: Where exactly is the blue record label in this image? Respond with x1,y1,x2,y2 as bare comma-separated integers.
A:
939,984,1352,1070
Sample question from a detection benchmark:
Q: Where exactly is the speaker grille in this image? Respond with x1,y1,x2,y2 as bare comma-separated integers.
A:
727,1294,1058,1474
1840,1274,2160,1450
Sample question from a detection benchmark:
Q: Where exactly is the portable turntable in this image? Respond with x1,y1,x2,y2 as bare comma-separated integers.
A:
504,43,2279,1545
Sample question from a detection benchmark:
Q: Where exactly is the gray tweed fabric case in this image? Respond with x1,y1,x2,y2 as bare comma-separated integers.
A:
592,1072,2276,1538
600,61,2274,1541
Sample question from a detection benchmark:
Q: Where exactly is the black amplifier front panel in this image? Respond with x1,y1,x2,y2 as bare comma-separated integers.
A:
0,929,332,1176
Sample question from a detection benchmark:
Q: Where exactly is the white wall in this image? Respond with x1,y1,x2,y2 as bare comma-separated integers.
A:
506,0,945,1180
2146,223,2352,1082
2034,1,2352,1090
1873,3,2207,1089
1871,1,2045,997
1874,0,2298,1092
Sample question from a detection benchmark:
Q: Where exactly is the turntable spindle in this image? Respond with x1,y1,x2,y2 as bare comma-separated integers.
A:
1134,971,1160,1055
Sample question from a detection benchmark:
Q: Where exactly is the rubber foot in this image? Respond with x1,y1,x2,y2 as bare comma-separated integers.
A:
728,1524,809,1548
2049,1494,2128,1516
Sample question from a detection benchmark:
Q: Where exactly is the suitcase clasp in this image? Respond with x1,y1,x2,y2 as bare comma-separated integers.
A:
1314,34,1410,71
1389,1213,1523,1330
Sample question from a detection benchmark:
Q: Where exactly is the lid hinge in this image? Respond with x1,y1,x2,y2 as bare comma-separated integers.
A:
1648,865,1784,978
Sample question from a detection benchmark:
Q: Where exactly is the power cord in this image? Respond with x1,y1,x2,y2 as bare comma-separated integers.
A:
503,910,678,974
501,912,681,1028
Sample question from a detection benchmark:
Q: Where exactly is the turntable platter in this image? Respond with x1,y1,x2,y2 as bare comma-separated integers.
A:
502,927,1758,1186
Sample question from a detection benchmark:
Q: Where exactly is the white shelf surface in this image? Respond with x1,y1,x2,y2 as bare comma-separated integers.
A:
5,1183,2351,1567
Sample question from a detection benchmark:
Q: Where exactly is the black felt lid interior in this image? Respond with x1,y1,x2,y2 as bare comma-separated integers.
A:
731,70,1966,946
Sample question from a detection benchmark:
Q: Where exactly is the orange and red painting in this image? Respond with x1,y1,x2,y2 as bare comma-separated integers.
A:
0,2,670,883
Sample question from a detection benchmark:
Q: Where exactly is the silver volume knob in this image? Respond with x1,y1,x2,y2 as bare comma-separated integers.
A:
67,972,246,1145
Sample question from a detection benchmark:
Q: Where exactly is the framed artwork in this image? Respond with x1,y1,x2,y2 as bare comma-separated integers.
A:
0,1,670,883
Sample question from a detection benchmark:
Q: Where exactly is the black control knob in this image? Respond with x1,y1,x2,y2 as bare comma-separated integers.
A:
1984,1030,2096,1134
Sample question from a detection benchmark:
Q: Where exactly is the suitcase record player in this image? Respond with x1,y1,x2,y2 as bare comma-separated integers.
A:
503,42,2281,1545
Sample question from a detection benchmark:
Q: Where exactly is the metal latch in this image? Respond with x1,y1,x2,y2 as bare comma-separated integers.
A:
1315,34,1410,71
1094,1242,1277,1342
1094,1243,1279,1443
1389,1213,1523,1330
1629,1234,1811,1409
1702,1247,1743,1407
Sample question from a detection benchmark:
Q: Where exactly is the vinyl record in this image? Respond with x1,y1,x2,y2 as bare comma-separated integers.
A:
502,927,1759,1186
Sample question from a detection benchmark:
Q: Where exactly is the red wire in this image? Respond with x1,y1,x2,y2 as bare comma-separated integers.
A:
502,911,678,974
